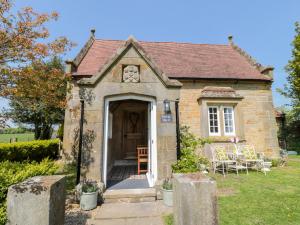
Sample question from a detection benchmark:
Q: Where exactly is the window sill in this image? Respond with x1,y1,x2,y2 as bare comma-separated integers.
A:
208,136,246,143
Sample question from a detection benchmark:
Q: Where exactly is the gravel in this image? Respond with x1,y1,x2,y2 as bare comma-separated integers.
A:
64,204,91,225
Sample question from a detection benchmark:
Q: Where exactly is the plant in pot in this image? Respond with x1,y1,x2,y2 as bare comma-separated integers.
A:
162,178,173,207
80,180,99,211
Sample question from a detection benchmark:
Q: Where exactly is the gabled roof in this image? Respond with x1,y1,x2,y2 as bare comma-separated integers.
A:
71,34,272,82
76,36,182,87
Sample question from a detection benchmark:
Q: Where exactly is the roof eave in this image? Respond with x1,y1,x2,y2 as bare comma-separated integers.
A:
168,76,273,82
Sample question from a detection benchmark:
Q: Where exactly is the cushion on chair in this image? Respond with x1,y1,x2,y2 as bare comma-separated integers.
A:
215,146,229,161
242,145,257,160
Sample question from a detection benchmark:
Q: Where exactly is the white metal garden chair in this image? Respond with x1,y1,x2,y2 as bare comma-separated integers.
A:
211,145,237,176
227,145,248,175
237,145,267,175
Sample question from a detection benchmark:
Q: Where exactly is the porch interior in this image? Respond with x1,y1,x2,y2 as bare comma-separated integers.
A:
107,99,149,190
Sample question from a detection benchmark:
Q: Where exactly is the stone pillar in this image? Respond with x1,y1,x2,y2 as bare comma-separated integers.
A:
173,173,218,225
7,175,66,225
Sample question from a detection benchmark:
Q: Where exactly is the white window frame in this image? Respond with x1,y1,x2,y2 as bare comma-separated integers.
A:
208,106,221,136
223,106,236,136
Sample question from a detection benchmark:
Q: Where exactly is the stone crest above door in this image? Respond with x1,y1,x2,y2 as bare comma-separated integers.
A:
123,65,140,83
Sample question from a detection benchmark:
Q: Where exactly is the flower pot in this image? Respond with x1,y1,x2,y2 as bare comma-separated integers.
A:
80,191,98,210
264,162,272,169
162,188,173,207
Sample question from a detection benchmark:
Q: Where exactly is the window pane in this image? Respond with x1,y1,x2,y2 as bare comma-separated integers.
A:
208,107,219,135
223,107,235,135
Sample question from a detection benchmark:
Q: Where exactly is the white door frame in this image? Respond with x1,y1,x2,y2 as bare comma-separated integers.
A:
102,95,157,187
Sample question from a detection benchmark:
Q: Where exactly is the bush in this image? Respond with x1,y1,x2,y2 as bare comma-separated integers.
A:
172,126,210,173
0,159,59,225
0,205,5,225
0,139,60,162
0,127,32,134
163,214,174,225
272,159,280,167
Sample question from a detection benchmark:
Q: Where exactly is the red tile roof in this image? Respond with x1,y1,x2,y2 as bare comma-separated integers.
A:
74,39,271,81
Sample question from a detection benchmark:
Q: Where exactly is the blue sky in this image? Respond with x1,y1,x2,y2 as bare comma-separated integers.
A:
2,0,300,108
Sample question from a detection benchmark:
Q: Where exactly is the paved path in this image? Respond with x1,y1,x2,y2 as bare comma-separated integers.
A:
86,201,172,225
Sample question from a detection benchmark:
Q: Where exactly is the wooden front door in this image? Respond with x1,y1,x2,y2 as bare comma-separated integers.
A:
122,109,147,159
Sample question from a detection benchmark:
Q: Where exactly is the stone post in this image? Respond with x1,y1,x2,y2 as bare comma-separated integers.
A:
7,175,66,225
173,173,218,225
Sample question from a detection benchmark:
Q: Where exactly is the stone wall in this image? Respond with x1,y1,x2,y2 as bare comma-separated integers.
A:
179,80,279,157
63,46,180,182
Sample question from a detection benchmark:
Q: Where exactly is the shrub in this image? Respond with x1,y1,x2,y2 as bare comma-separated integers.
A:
0,205,5,225
0,127,30,134
0,139,60,162
162,178,173,190
172,126,210,173
271,159,279,167
163,214,174,225
0,159,59,225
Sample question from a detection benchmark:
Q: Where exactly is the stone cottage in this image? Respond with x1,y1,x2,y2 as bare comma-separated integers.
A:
63,30,279,189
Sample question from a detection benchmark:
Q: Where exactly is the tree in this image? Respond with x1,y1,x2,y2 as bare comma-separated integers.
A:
278,22,300,152
0,0,72,66
4,57,69,139
282,22,300,111
0,0,74,138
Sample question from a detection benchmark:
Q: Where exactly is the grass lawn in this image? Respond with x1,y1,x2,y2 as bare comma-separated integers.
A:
164,156,300,225
212,156,300,225
0,133,34,143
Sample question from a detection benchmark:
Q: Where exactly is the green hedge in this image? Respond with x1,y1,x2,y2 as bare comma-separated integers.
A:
0,139,60,162
0,159,59,225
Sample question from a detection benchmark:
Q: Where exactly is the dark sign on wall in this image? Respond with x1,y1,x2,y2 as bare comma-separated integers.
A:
161,114,172,123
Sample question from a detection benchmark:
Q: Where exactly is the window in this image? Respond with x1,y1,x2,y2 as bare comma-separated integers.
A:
208,105,236,136
223,107,235,135
208,106,220,136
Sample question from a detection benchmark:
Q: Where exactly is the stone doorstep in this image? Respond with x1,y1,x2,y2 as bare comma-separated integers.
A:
86,217,165,225
90,201,172,220
103,188,156,203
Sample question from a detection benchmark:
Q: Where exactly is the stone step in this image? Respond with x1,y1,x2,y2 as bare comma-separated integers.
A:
103,188,156,203
114,159,137,166
86,217,164,225
89,201,172,222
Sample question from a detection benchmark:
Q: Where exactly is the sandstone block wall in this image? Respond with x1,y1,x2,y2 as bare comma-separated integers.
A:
179,80,279,157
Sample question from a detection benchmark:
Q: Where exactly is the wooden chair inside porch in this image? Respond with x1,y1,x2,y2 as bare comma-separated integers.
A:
137,146,148,175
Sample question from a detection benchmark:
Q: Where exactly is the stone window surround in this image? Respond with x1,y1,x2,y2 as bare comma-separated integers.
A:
208,105,236,137
199,98,245,141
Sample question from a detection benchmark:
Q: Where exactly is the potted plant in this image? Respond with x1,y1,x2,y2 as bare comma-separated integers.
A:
162,178,173,207
80,180,98,211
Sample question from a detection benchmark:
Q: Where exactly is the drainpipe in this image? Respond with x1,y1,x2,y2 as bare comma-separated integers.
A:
76,99,84,185
175,99,180,159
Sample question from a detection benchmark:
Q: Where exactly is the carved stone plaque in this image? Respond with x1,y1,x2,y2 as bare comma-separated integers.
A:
123,65,139,83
